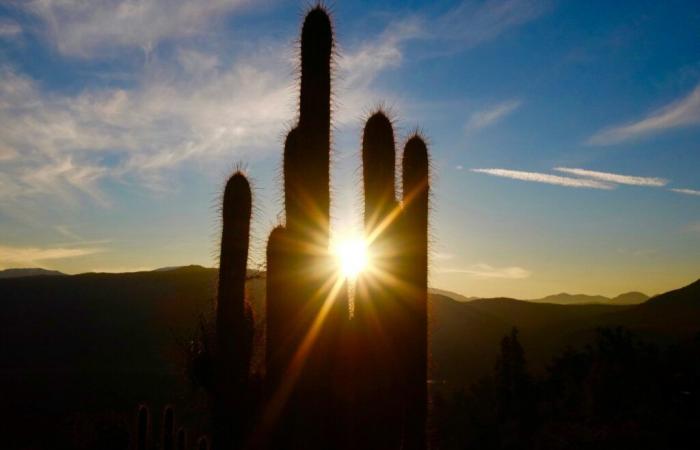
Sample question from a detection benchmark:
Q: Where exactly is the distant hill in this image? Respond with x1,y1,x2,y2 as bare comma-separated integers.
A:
428,287,649,305
429,287,478,302
430,295,633,385
528,291,649,305
600,278,700,333
610,291,649,304
0,268,65,279
530,292,609,304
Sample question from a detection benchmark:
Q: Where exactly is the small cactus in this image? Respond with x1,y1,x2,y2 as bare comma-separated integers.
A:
135,404,149,450
162,405,174,450
197,436,210,450
176,427,187,450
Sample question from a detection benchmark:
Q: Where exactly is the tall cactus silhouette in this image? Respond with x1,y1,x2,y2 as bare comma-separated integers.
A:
354,115,430,450
213,171,255,450
400,135,430,450
354,112,404,450
264,6,349,450
264,6,430,450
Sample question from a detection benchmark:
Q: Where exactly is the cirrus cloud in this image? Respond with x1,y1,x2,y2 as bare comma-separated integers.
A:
466,99,521,131
438,263,531,279
588,82,700,145
670,188,700,196
471,168,614,189
554,167,668,187
0,244,104,269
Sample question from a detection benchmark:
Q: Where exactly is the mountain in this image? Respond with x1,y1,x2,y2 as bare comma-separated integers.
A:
531,292,610,304
428,287,649,305
644,278,700,308
601,278,700,333
526,291,649,305
1,269,695,384
430,295,633,385
429,287,478,302
0,268,65,279
153,265,189,272
610,291,649,304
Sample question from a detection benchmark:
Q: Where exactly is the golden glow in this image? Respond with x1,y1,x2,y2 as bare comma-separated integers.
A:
333,237,369,279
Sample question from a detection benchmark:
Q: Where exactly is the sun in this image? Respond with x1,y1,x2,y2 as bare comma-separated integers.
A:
333,237,369,279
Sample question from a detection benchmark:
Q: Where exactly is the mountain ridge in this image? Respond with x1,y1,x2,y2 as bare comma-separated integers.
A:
0,266,652,305
0,268,66,279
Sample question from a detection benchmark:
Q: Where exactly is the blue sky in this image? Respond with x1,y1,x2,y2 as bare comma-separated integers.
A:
0,0,698,298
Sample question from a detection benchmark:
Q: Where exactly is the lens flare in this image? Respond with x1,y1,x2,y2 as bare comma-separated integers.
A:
334,238,369,279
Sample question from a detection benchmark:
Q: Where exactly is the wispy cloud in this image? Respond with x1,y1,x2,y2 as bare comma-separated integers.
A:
439,263,531,279
554,167,668,187
338,18,423,89
0,19,22,38
588,83,700,145
338,0,550,90
0,244,104,269
438,0,550,50
670,188,700,196
433,252,456,261
471,168,614,189
22,0,248,57
466,99,521,131
1,0,550,211
0,52,294,204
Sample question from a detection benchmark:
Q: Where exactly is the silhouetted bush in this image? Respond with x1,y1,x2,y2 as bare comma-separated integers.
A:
434,327,700,450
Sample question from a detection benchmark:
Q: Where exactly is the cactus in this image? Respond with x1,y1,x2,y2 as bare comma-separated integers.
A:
263,6,430,450
136,404,149,450
213,171,255,449
400,135,430,450
176,427,187,450
118,8,430,450
162,405,175,450
264,6,349,449
354,116,430,450
353,111,404,450
198,436,210,450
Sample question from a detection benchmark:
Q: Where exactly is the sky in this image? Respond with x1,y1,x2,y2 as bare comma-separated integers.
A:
0,0,699,298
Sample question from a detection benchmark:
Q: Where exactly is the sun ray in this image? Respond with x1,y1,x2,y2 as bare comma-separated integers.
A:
257,273,346,436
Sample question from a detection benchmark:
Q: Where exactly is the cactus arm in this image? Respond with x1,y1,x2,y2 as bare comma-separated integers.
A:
400,135,429,450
